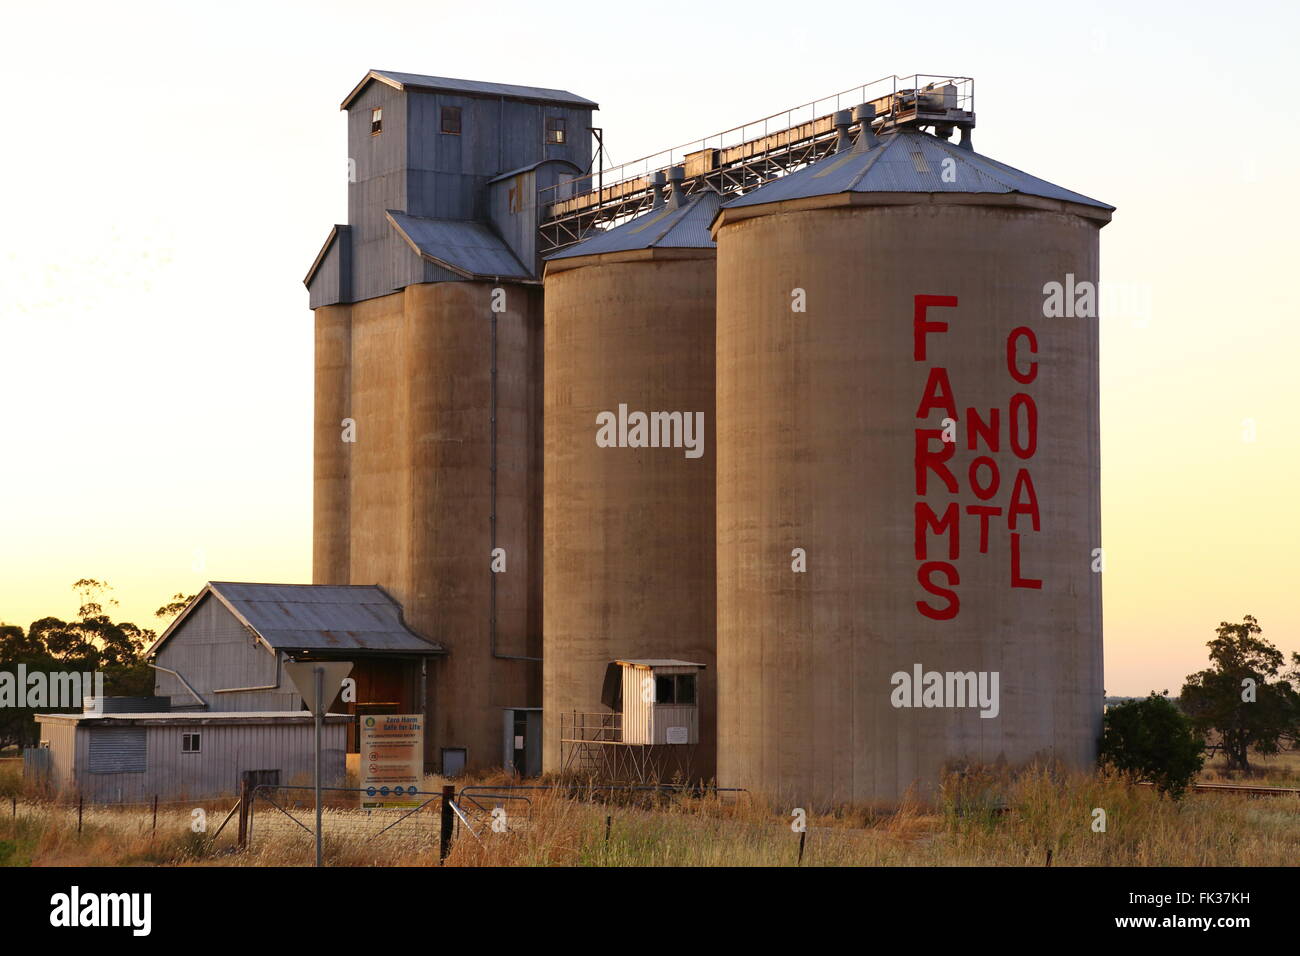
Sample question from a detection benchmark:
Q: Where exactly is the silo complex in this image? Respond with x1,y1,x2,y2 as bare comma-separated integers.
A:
712,120,1113,805
543,178,720,779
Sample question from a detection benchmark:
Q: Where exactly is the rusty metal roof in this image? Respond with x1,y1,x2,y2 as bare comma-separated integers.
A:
147,583,444,657
546,191,720,260
386,211,532,280
342,70,598,111
723,128,1113,211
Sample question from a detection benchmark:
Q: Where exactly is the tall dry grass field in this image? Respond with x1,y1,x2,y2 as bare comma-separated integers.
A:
1,761,1297,866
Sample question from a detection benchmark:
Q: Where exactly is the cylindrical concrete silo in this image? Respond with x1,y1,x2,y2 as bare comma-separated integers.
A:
713,112,1113,806
317,278,542,772
543,171,720,781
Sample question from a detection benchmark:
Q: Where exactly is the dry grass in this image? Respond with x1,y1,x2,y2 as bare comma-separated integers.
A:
2,761,1298,866
1199,746,1300,786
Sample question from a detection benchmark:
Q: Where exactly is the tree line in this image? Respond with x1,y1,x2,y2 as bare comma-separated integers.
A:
0,580,193,749
1101,615,1300,796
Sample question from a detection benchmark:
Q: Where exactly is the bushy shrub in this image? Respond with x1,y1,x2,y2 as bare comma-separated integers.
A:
1099,693,1205,798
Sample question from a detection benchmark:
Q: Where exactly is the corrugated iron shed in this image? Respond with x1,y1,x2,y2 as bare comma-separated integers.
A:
147,583,445,657
386,211,532,280
546,191,720,260
342,70,599,111
723,129,1113,210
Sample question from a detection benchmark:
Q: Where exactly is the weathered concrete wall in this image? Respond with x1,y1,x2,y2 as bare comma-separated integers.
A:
714,198,1105,807
542,251,717,781
312,281,542,772
313,304,352,586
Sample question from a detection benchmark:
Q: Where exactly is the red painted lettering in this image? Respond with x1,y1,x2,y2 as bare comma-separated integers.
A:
917,561,960,619
913,295,958,361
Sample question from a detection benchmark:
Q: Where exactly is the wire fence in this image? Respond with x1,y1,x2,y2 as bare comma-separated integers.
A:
2,781,880,866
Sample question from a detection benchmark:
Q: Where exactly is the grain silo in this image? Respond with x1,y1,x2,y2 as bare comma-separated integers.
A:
542,169,719,782
305,71,598,774
712,96,1113,806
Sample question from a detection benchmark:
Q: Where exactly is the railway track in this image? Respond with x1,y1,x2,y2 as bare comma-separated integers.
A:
1138,781,1300,796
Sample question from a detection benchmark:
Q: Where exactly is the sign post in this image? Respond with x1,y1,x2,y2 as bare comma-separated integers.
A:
285,660,352,867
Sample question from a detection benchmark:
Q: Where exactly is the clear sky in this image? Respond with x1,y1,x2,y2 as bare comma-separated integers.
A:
1,0,1296,695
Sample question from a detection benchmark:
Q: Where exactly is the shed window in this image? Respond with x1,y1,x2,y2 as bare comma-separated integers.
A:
441,106,461,134
182,733,201,754
370,107,383,135
546,117,566,144
654,674,697,705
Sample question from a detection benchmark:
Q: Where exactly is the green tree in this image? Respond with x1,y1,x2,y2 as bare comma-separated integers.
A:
1098,692,1206,798
155,593,196,622
0,580,165,748
1179,615,1300,773
0,624,59,749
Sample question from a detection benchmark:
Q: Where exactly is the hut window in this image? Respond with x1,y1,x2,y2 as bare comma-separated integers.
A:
546,117,566,144
370,107,383,135
441,106,461,134
182,733,201,754
675,674,697,704
654,674,697,705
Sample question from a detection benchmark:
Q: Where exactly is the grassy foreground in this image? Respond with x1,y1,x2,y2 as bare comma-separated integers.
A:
1,757,1298,866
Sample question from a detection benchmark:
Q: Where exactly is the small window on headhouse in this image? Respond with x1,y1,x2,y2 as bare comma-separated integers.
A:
370,107,383,135
546,117,566,144
441,106,461,135
182,733,201,754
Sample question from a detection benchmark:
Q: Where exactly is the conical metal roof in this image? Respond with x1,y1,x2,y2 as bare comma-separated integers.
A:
546,190,720,261
723,128,1112,212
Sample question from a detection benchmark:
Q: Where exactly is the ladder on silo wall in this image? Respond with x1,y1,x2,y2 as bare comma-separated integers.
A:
536,74,975,255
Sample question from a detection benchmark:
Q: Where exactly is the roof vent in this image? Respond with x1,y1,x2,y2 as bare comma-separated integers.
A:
667,165,688,209
651,169,667,209
853,104,878,150
958,126,973,151
834,109,854,153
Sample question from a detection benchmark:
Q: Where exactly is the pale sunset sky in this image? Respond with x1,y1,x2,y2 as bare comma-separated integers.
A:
1,0,1296,695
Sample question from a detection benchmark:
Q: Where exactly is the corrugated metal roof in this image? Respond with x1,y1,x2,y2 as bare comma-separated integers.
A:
487,158,581,185
546,191,720,260
387,212,532,280
724,129,1113,211
39,712,352,724
148,583,444,657
342,70,598,110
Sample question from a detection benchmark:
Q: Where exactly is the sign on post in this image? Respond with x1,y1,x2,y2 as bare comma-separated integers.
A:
360,714,424,808
283,660,353,867
284,661,353,715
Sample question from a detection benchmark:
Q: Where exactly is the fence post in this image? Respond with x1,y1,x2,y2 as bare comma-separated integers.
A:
10,795,14,819
77,795,83,834
152,795,158,836
237,776,252,850
797,829,806,865
605,815,612,844
439,785,455,864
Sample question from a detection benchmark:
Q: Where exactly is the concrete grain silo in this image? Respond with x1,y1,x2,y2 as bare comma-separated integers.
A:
712,101,1113,806
305,71,597,774
543,171,720,781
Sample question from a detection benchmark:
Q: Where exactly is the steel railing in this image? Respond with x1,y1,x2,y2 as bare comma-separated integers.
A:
537,74,974,254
